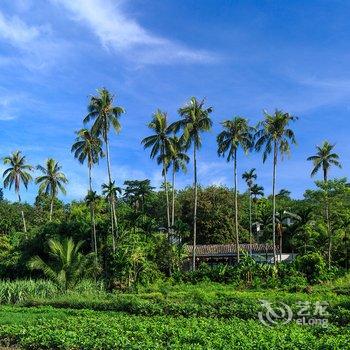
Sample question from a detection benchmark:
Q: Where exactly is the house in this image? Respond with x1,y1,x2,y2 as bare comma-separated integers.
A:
184,243,287,268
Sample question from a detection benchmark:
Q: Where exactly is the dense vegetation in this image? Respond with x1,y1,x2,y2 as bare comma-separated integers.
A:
0,89,349,348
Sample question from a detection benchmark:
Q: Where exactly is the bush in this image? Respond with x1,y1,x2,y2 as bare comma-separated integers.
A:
296,252,327,283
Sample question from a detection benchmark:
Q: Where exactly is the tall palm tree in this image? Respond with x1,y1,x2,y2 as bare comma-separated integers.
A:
307,141,341,182
307,141,342,266
35,158,68,221
84,88,124,242
29,237,94,291
170,97,213,270
255,110,297,263
71,128,103,255
3,151,33,232
242,168,257,256
102,181,122,252
217,117,254,263
141,110,173,236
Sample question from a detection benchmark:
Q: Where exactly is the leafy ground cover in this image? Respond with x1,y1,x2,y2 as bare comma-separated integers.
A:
0,306,349,350
0,278,349,349
12,281,348,326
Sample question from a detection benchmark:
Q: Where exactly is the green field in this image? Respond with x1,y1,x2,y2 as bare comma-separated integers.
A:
0,281,349,349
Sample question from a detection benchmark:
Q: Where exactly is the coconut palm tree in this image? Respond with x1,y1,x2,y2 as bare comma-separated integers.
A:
255,110,297,263
3,151,33,232
35,158,68,221
170,97,213,270
307,141,342,266
102,181,122,252
242,168,257,256
217,117,254,263
29,237,94,291
142,110,173,236
72,128,103,256
84,88,124,185
307,141,341,182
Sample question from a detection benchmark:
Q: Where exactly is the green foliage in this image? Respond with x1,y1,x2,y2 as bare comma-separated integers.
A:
296,252,327,284
0,280,58,304
178,186,250,244
1,305,349,350
29,237,95,291
0,279,347,325
105,231,162,289
0,279,349,350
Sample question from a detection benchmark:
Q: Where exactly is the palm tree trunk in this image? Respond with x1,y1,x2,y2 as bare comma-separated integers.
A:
49,195,54,222
112,199,119,240
249,186,252,256
234,150,239,263
110,200,116,253
171,163,176,233
192,146,198,271
105,135,113,185
88,166,98,258
254,198,259,244
163,159,171,238
280,231,283,261
105,135,116,249
272,141,277,264
18,192,27,233
324,170,332,268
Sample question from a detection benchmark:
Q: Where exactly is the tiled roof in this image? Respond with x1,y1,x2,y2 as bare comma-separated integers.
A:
186,244,276,256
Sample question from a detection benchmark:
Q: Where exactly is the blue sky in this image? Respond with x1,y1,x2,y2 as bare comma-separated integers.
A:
0,0,349,203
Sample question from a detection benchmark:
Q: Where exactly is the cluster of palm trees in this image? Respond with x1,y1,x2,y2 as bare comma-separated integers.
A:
3,152,67,232
2,87,343,270
142,101,342,269
142,104,299,268
72,88,124,256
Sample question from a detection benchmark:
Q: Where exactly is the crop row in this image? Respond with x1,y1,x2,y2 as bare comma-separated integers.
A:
0,306,349,349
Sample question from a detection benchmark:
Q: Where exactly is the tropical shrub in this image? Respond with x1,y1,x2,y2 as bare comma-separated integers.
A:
296,252,327,283
28,237,95,291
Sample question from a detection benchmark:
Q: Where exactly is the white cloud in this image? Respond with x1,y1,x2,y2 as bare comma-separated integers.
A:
0,9,68,70
0,11,40,44
210,176,228,187
0,114,15,121
53,0,217,65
